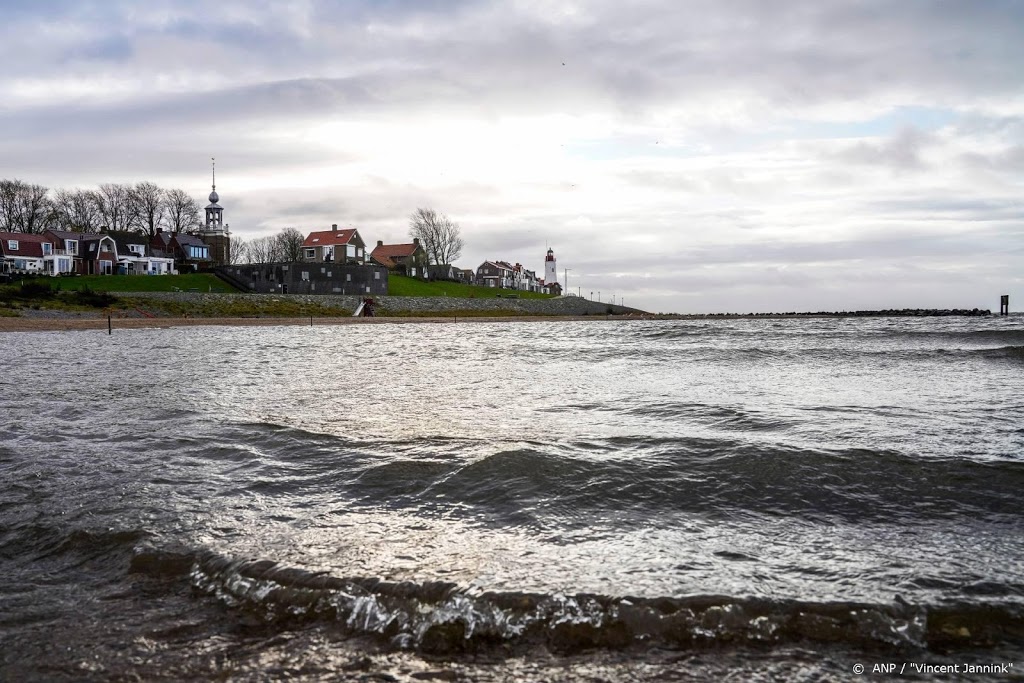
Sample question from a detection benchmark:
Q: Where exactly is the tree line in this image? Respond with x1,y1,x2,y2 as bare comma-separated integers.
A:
0,178,203,237
231,228,305,265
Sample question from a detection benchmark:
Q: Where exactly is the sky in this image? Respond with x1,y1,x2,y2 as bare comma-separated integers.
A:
1,1,1021,313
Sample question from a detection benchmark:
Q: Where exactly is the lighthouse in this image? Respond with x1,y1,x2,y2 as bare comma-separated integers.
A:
545,247,557,285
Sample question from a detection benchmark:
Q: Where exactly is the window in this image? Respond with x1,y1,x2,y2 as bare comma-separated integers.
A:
7,240,17,251
301,271,310,281
374,271,380,280
129,244,145,255
42,243,51,255
304,248,315,259
346,274,351,282
67,240,77,255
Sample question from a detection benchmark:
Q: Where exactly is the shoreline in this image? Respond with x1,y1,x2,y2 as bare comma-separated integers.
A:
0,315,637,332
0,309,1009,333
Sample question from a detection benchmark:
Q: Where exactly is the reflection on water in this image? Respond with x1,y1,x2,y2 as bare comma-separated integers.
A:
1,316,1023,679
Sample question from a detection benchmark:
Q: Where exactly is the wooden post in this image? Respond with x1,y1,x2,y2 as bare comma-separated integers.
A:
108,314,112,335
1000,295,1009,316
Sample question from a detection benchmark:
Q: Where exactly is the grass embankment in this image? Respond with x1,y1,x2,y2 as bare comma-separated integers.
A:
0,279,354,318
38,273,238,293
387,274,553,299
0,281,121,315
135,297,353,318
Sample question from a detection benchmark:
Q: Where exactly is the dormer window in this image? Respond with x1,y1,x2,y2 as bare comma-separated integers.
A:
42,243,52,255
67,239,78,255
7,240,17,251
129,244,145,255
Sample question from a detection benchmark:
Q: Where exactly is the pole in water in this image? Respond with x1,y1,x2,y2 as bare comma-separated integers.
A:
310,315,313,326
108,314,111,335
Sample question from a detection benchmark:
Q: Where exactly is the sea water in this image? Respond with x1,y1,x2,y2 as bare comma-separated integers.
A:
1,316,1022,681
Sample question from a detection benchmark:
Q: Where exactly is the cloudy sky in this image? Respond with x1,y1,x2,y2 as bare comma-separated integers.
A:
2,1,1021,313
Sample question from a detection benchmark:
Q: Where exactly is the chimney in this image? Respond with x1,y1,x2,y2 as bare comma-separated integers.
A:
156,227,163,234
413,237,420,246
332,223,338,232
376,240,383,247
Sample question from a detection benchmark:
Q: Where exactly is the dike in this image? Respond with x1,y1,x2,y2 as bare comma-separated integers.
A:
116,292,646,317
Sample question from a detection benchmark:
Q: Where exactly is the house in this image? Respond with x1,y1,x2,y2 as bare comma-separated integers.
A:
79,234,120,275
455,268,475,283
369,239,428,278
475,260,517,289
510,263,543,292
40,230,118,275
152,228,211,271
105,230,174,275
0,232,59,275
426,263,457,281
218,262,388,296
302,225,367,264
44,230,87,273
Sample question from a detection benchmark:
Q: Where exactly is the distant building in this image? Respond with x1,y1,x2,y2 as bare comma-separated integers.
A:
370,239,428,278
197,159,231,266
302,225,367,264
152,229,210,271
218,262,387,296
545,247,557,287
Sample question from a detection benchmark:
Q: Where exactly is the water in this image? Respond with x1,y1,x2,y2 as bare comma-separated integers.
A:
1,316,1022,681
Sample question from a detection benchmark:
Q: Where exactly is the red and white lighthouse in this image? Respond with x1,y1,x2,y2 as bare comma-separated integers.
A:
545,247,557,285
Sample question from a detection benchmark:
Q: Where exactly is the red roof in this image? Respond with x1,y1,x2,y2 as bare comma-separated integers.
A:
303,229,359,247
370,243,420,269
0,232,54,258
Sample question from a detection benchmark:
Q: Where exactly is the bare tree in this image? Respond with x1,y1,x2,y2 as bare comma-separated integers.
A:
94,183,140,232
0,179,52,233
248,235,282,264
52,188,103,233
164,188,202,234
409,208,464,265
132,181,166,237
275,227,305,262
0,179,24,231
229,236,250,264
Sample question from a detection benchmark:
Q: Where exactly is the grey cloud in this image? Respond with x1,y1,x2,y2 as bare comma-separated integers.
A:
831,127,933,170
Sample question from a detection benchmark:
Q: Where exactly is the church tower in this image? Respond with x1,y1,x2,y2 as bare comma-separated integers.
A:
545,247,557,285
200,157,231,266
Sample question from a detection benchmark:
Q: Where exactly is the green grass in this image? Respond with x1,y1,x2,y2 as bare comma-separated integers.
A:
135,296,353,318
41,273,239,293
387,274,553,299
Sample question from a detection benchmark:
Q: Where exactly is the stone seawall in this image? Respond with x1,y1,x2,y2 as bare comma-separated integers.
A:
118,292,645,316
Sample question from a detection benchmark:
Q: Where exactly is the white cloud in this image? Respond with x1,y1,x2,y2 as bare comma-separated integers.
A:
0,0,1022,312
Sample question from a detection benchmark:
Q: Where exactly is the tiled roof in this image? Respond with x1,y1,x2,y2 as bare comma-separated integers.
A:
303,229,358,247
370,242,421,267
174,233,206,247
370,253,396,268
0,232,54,258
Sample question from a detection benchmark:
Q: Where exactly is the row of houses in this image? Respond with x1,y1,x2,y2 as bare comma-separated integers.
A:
0,228,213,277
299,225,561,294
2,220,562,297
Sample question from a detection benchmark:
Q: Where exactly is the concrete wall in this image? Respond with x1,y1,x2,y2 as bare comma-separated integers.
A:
218,263,388,296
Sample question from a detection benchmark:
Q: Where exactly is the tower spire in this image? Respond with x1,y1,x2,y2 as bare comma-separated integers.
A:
211,156,216,191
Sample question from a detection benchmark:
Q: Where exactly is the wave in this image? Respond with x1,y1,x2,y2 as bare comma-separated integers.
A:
128,547,1024,655
334,442,1024,524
